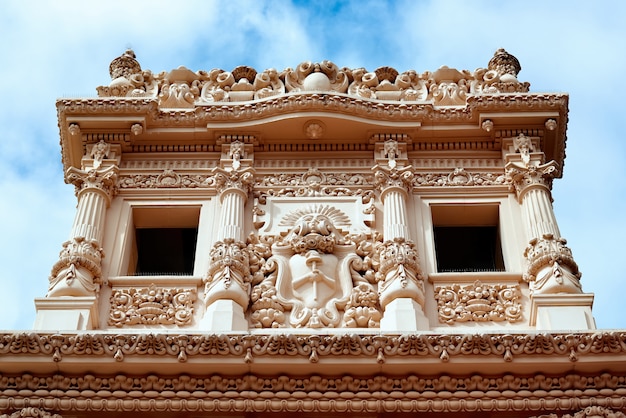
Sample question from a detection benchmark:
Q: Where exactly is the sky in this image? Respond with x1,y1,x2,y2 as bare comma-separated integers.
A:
0,0,625,330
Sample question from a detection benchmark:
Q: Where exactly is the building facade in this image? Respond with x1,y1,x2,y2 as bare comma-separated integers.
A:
1,49,624,417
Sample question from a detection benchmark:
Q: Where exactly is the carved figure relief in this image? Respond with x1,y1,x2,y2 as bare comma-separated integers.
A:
434,280,522,324
108,284,196,327
250,205,381,328
203,239,253,309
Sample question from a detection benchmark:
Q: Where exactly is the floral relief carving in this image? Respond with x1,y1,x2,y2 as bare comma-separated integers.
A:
255,168,374,203
413,168,508,187
108,284,196,327
118,170,216,189
434,280,522,324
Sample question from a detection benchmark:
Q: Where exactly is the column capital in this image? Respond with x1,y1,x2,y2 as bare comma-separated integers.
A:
505,160,558,201
372,164,414,197
65,165,119,204
213,166,255,202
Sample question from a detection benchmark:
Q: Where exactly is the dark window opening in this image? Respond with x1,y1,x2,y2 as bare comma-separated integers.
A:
135,228,197,275
434,226,505,272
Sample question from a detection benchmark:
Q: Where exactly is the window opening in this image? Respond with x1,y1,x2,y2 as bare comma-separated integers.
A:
431,204,505,273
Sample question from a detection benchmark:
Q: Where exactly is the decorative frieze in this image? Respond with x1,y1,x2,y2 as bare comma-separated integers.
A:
1,371,626,414
434,280,522,324
118,170,216,189
3,332,626,363
108,284,196,327
413,168,508,187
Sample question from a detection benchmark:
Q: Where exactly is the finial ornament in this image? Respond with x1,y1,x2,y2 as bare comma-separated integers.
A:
488,48,521,78
109,49,141,80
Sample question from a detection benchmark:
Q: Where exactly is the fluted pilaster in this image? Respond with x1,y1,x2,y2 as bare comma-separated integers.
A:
47,164,118,297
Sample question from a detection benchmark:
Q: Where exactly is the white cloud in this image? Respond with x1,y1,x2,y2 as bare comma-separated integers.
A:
1,0,625,329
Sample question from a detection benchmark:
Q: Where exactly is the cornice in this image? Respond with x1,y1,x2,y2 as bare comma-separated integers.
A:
1,331,626,375
0,370,625,414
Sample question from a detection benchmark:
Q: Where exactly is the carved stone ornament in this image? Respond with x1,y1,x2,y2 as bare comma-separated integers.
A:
96,50,530,106
65,165,119,202
0,408,63,418
203,239,253,309
506,159,558,199
88,139,110,169
514,133,534,166
255,168,375,204
434,280,522,324
524,233,582,294
375,238,425,308
373,164,414,194
213,166,254,197
118,170,216,189
1,368,626,414
249,205,381,329
48,236,104,297
413,168,508,187
108,284,196,327
530,406,626,418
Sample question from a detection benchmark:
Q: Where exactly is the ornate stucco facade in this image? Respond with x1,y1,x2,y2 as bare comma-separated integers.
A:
2,49,624,418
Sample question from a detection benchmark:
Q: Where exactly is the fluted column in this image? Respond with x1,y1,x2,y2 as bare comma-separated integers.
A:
373,164,428,330
505,132,594,330
201,166,254,331
506,160,582,295
47,164,118,297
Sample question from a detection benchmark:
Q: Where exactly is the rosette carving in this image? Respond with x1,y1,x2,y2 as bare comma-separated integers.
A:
48,237,104,297
524,233,582,294
203,239,253,309
435,280,522,324
108,284,196,327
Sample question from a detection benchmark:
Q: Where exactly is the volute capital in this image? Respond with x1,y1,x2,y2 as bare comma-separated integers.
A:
505,160,558,201
65,165,119,203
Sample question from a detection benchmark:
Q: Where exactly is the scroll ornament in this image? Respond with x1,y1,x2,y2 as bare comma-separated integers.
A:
108,284,196,327
435,280,522,324
96,49,529,107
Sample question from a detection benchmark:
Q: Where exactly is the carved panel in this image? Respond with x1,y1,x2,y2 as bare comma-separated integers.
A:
108,284,196,327
434,280,522,324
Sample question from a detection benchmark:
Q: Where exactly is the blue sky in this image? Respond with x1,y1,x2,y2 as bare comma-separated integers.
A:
1,0,625,330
